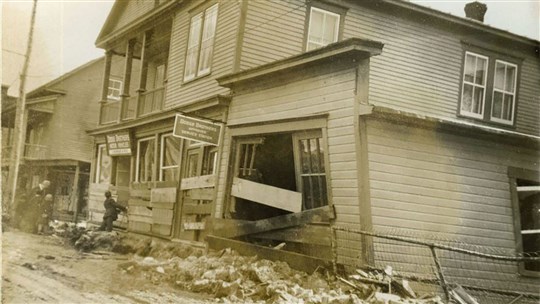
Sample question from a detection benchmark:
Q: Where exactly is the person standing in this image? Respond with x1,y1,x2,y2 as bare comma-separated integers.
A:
37,194,53,234
18,180,50,233
99,191,127,232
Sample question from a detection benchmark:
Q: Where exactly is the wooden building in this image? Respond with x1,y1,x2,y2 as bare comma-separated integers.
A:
2,58,111,221
88,0,539,295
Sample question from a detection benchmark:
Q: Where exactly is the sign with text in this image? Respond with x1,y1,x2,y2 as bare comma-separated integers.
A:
173,114,222,146
105,131,133,156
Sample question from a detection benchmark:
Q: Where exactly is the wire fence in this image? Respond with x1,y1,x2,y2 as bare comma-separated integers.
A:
331,226,540,304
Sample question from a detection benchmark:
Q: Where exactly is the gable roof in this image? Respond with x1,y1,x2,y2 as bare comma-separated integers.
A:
26,57,104,99
94,1,128,47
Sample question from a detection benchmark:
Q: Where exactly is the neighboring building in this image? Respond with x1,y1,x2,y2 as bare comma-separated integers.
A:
88,0,539,298
1,58,108,221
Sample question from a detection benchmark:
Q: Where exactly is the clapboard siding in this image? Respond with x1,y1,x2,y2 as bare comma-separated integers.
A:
39,59,103,162
240,0,305,70
366,119,539,249
218,67,363,265
164,1,238,109
236,0,540,135
108,1,155,35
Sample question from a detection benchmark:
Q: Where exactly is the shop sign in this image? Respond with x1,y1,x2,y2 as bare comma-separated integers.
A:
173,114,222,146
106,131,132,156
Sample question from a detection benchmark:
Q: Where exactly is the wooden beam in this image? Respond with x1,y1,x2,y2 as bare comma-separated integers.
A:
212,205,335,238
186,188,214,201
183,203,213,215
231,178,302,213
181,174,215,190
249,224,331,246
206,235,332,273
151,187,177,203
183,222,206,230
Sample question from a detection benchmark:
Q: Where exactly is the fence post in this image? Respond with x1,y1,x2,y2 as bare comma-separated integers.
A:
331,226,338,275
430,245,450,302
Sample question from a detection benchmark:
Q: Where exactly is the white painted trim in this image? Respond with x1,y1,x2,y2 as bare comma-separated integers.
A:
521,229,540,235
517,186,540,192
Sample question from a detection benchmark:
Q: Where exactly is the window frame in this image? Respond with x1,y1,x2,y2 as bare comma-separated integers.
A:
107,79,123,101
303,1,347,52
135,136,157,183
457,48,521,127
95,144,111,184
159,133,181,182
490,59,518,125
183,3,219,82
508,167,540,277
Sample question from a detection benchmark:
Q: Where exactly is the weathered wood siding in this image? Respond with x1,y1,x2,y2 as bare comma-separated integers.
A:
240,0,305,70
108,1,156,35
238,0,540,135
42,60,103,162
165,1,239,109
215,67,362,265
366,118,539,289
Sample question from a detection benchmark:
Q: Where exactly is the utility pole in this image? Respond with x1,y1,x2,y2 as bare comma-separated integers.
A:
7,0,38,221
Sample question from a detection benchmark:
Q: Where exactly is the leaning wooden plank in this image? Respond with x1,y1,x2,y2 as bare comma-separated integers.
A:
213,205,335,238
151,187,177,203
206,235,332,273
183,203,213,215
250,224,332,246
231,177,302,213
187,188,214,201
181,175,215,190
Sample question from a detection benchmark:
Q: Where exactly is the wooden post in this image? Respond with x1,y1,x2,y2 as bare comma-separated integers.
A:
430,246,450,302
136,31,151,118
72,162,80,222
173,139,186,238
7,0,37,220
100,51,113,102
120,40,134,120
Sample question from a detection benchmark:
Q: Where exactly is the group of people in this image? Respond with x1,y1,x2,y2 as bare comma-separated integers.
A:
17,179,53,234
16,180,127,234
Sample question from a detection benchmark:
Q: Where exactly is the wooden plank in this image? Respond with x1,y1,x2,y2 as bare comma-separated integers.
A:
250,225,331,246
129,221,151,233
129,215,153,224
214,205,335,238
129,206,152,217
183,222,206,230
151,201,175,209
181,175,215,190
186,188,214,201
152,208,173,225
130,188,151,200
151,187,177,203
128,198,150,207
152,224,172,236
183,203,213,215
206,235,332,273
517,186,540,192
231,177,302,213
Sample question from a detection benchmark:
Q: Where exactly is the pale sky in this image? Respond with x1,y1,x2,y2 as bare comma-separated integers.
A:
2,0,539,96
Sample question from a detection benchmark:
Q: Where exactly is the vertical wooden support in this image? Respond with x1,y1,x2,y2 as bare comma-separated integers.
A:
173,139,186,237
72,162,80,222
100,51,113,102
120,39,135,121
331,226,338,275
136,31,151,118
430,246,450,302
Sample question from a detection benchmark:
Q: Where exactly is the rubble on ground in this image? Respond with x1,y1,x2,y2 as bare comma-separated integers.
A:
49,222,445,303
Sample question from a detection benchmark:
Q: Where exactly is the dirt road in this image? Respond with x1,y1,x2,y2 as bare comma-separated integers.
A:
1,230,211,304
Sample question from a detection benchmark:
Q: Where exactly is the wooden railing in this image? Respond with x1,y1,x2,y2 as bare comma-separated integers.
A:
100,101,120,124
138,87,165,117
2,144,48,162
121,95,137,120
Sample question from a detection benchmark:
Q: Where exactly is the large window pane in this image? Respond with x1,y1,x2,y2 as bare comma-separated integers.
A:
161,134,180,181
138,139,155,182
97,145,111,184
184,5,218,81
307,8,340,51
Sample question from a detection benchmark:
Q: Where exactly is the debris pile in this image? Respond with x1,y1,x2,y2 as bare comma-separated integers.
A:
119,248,445,304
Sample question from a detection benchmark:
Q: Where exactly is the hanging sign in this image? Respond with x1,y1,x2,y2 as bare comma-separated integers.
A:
105,131,133,156
173,114,222,146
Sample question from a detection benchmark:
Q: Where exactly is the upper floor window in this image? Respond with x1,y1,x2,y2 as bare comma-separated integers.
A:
184,4,219,81
306,7,340,51
107,79,123,101
459,51,519,126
